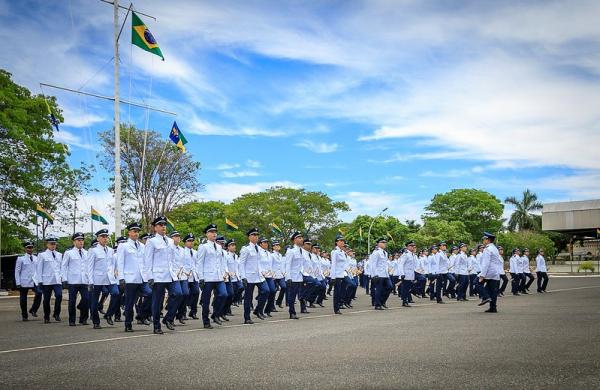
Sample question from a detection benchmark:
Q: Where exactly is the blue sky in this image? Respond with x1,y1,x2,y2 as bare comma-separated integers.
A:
2,0,599,232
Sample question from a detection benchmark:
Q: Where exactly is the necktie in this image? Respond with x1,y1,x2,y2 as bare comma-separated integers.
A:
79,249,83,258
299,247,303,254
190,249,193,257
30,255,33,262
163,236,167,244
135,242,139,249
214,243,217,251
254,245,258,253
51,251,56,259
104,247,108,256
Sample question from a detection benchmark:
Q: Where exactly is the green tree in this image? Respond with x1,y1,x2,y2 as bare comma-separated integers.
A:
408,219,471,249
497,230,556,258
342,215,409,257
423,189,504,241
1,69,88,254
504,189,543,231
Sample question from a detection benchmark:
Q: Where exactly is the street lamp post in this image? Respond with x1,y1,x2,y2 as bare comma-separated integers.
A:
367,207,388,254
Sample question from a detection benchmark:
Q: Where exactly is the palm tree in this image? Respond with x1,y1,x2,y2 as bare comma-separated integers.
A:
504,189,544,231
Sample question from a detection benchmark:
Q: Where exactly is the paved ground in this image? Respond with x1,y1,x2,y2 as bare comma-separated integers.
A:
1,277,599,389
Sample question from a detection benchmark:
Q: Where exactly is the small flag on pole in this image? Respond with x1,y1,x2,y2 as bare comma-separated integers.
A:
270,222,283,236
166,217,176,232
225,218,239,231
131,11,164,60
338,227,345,235
44,99,60,132
359,226,363,240
36,204,55,225
91,207,108,224
169,121,188,153
386,232,395,243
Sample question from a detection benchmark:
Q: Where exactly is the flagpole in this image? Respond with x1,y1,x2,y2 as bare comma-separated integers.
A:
35,215,39,253
91,207,94,237
114,0,123,238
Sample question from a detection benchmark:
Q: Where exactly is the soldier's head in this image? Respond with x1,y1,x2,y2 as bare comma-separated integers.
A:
312,243,321,255
184,233,195,248
482,232,496,245
430,245,438,254
377,238,387,249
139,233,149,244
406,240,416,253
95,229,109,246
291,231,304,247
438,242,447,251
170,231,181,245
523,248,530,256
226,239,236,252
127,222,141,241
498,246,504,255
247,227,259,244
152,216,167,235
204,224,218,241
272,240,281,252
470,248,477,256
72,232,85,249
303,238,313,251
23,240,34,254
45,236,58,250
259,237,269,250
459,243,467,253
334,234,345,249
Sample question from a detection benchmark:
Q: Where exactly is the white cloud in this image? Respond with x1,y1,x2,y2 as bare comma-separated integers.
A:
54,130,95,151
221,170,260,178
295,140,339,153
200,181,302,203
246,159,261,168
214,163,240,170
334,191,427,223
188,117,286,137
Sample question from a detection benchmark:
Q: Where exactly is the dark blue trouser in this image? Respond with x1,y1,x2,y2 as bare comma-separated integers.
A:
19,286,42,319
42,284,63,320
287,281,301,315
457,275,469,300
187,281,200,316
343,276,357,305
275,278,287,306
482,279,499,310
435,274,447,302
301,276,318,303
469,274,479,296
427,275,436,300
315,279,327,304
222,281,234,315
202,281,227,325
511,273,521,294
244,281,268,321
124,283,150,326
333,277,347,311
499,274,509,294
91,284,119,325
524,273,535,291
175,280,190,319
400,279,413,303
446,273,456,296
152,281,182,330
68,284,89,323
373,277,393,307
264,278,277,313
536,272,548,292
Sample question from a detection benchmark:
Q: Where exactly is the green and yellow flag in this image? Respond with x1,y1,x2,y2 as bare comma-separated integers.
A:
225,218,239,231
386,232,395,243
169,121,188,153
131,11,164,60
166,217,176,232
91,207,108,224
36,204,54,225
338,227,345,235
270,222,282,236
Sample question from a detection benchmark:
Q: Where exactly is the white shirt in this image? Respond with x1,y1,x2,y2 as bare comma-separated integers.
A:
479,243,503,280
35,249,62,285
454,252,469,275
270,251,285,279
117,239,145,284
509,255,521,273
284,245,305,282
467,255,480,274
143,234,177,283
88,244,117,286
259,247,273,277
369,247,389,278
399,251,416,280
428,254,438,275
196,240,226,282
62,247,89,285
183,246,198,282
15,253,37,287
436,251,449,274
521,255,531,273
239,242,265,283
330,247,348,279
536,255,547,272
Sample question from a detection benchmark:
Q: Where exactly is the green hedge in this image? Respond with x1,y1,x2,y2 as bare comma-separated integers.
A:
497,231,556,258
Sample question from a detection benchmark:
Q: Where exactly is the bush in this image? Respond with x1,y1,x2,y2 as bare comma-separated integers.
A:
497,231,556,258
578,261,595,273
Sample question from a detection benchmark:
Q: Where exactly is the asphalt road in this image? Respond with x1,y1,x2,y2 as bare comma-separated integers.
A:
1,277,599,389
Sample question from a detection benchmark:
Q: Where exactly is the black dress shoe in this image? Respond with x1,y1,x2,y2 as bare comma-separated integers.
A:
253,312,265,320
289,314,299,319
381,304,387,309
69,322,76,326
220,316,230,322
374,306,384,310
114,317,122,322
153,328,164,334
308,303,316,309
334,310,342,315
244,319,254,324
301,310,310,314
264,312,272,318
44,319,50,324
277,303,284,308
485,308,498,313
437,301,445,304
93,324,102,329
53,315,61,322
204,323,214,329
478,298,491,306
104,316,114,326
125,325,134,332
181,315,189,321
162,319,175,330
178,318,186,325
190,314,199,320
99,309,106,315
317,303,324,307
22,318,29,321
29,310,37,318
80,320,89,326
271,309,279,312
212,317,223,325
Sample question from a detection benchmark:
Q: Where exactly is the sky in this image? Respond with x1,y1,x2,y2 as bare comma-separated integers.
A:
1,0,599,233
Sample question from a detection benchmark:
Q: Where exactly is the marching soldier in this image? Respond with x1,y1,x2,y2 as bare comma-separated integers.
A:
427,246,438,301
182,233,200,320
35,236,63,323
169,231,189,324
477,232,503,313
330,234,348,314
284,231,306,319
239,227,269,324
196,224,228,328
312,243,327,307
15,240,42,321
535,248,549,293
258,237,275,317
498,246,509,296
370,238,392,310
435,242,449,304
143,216,182,334
468,248,480,297
223,238,239,316
300,238,318,311
88,229,119,329
522,248,536,293
509,248,521,296
398,241,416,307
270,240,287,310
455,243,469,301
61,232,89,326
116,222,148,332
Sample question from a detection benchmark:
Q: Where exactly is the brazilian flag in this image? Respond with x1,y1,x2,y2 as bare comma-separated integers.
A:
36,204,55,225
166,217,176,232
169,121,188,153
132,11,164,60
225,218,239,231
91,207,108,225
270,222,282,236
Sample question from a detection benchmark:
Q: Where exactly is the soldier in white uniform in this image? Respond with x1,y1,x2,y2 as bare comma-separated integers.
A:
521,248,535,293
61,232,89,326
370,238,392,310
116,222,148,332
143,216,182,334
509,248,522,296
535,249,549,293
498,246,509,296
239,227,268,324
477,232,503,313
467,248,480,297
35,236,63,323
398,240,417,307
285,231,307,319
258,237,276,317
300,238,319,312
446,246,458,299
434,242,449,304
223,238,239,316
427,246,438,301
182,233,200,320
88,229,119,329
271,240,287,310
196,224,228,329
312,243,327,307
14,240,42,321
455,243,470,301
169,231,189,325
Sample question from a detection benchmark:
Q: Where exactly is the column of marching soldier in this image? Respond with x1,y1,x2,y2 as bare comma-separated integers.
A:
14,216,550,334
